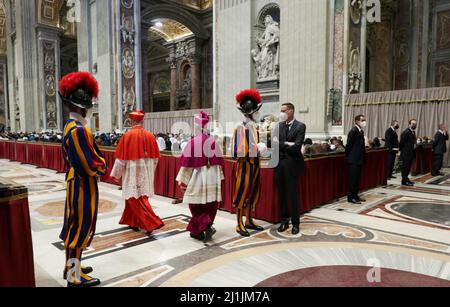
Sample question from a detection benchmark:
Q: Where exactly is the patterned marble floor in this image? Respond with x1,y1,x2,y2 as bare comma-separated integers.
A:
1,159,449,287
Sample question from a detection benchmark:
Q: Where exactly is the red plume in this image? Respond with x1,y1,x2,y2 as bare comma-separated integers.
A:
59,71,99,99
235,88,262,104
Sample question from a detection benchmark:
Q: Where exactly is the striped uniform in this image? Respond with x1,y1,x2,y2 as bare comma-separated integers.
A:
231,122,261,210
60,119,107,250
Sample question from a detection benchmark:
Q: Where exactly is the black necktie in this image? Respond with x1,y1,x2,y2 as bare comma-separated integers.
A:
286,123,291,138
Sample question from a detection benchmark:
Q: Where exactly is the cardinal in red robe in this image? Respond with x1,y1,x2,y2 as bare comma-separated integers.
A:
111,110,164,233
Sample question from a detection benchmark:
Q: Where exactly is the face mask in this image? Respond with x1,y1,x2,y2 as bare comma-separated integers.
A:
411,125,417,130
85,108,93,119
394,125,400,130
330,144,336,151
360,121,367,128
279,112,288,122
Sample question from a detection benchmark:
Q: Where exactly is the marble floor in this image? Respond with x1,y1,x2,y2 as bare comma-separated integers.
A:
1,159,449,287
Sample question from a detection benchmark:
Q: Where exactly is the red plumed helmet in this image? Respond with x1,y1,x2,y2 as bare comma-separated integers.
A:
235,88,263,115
59,71,99,109
236,88,262,104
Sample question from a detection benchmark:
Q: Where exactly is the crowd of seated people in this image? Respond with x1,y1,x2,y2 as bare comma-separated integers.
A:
94,131,123,147
155,133,193,152
0,131,63,143
0,127,435,155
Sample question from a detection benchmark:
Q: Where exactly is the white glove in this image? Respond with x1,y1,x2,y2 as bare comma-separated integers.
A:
257,142,268,154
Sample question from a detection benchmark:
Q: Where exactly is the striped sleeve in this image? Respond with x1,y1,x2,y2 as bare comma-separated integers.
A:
67,126,107,177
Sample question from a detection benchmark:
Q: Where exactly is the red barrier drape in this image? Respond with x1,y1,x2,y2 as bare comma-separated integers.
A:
0,141,6,159
26,143,45,167
412,146,434,176
42,144,68,173
15,142,27,164
3,141,16,161
0,194,36,287
0,141,394,223
100,149,121,185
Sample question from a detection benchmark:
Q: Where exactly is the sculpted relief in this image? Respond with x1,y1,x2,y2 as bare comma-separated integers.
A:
252,14,280,82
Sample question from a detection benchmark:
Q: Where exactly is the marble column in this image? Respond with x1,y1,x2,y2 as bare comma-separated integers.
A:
96,0,117,132
189,55,201,110
170,61,177,111
6,0,40,132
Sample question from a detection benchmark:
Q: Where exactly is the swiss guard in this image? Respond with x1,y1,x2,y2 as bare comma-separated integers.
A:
232,89,267,237
59,72,107,287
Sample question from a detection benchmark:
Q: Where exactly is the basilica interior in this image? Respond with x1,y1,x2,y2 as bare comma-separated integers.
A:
0,0,449,290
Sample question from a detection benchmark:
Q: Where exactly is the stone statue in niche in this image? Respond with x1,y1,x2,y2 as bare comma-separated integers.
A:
395,29,410,66
177,70,192,109
348,42,362,94
252,15,280,81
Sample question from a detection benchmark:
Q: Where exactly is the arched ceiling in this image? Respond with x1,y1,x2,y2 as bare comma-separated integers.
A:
149,18,193,42
176,0,212,11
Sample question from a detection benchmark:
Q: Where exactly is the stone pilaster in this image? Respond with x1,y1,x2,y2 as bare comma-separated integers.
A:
170,59,177,111
189,54,201,110
37,25,63,131
117,0,142,129
0,56,8,128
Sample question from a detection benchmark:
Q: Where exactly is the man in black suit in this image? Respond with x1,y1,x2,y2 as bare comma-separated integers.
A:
399,119,418,186
431,124,449,176
346,115,367,204
274,103,306,235
385,120,400,179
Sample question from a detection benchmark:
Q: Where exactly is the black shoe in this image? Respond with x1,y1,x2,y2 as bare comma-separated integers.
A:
402,182,414,187
128,226,140,232
204,226,217,243
63,266,93,280
67,277,101,288
236,227,250,237
245,223,264,231
190,232,206,241
357,197,366,202
348,199,362,204
291,226,300,235
277,222,289,233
